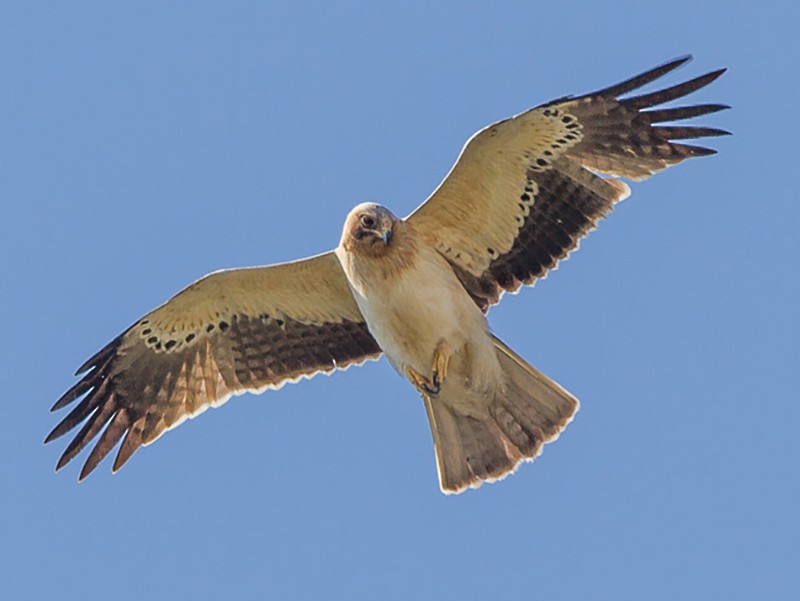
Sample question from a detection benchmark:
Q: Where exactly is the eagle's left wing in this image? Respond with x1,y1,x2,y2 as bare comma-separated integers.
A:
408,56,729,311
47,251,382,480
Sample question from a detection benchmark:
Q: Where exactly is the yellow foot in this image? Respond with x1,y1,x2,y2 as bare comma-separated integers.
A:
405,366,440,398
431,339,450,392
405,341,451,398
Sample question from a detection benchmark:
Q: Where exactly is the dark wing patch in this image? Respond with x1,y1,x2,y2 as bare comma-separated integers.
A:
450,159,625,311
487,160,621,291
47,313,381,480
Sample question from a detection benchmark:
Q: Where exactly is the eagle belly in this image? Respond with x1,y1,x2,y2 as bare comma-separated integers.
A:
340,243,501,390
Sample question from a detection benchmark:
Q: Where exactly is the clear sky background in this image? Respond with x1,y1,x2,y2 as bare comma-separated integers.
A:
2,1,797,599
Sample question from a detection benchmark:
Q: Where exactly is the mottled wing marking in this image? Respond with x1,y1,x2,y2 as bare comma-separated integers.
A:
410,104,585,275
47,252,382,480
408,56,728,311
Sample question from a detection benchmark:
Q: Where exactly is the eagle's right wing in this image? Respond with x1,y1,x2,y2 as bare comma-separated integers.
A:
47,251,382,480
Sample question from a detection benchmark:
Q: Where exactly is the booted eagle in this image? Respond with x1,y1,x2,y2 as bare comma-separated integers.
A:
48,56,728,493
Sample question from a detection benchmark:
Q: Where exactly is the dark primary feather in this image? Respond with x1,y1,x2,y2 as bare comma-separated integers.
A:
621,69,727,110
644,104,730,123
567,59,730,174
584,55,693,98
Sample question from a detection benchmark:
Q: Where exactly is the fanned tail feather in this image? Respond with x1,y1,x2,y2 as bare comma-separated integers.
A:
424,336,578,494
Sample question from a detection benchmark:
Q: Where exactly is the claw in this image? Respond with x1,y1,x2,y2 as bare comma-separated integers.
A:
405,341,451,399
405,366,439,397
431,340,450,391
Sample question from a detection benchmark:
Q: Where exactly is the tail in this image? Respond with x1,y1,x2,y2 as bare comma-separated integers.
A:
424,336,579,494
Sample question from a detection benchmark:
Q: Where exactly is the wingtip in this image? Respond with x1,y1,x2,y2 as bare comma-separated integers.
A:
591,55,697,100
44,413,80,444
44,426,62,445
695,126,732,138
55,450,71,472
666,54,693,69
111,451,134,475
645,55,693,75
624,66,730,111
704,67,728,84
78,461,96,482
689,146,719,157
51,392,75,413
74,357,98,377
74,360,98,377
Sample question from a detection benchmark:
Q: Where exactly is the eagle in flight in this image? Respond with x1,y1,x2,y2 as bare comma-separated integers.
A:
48,56,728,493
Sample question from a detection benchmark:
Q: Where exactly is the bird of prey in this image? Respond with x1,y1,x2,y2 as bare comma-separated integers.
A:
47,56,728,493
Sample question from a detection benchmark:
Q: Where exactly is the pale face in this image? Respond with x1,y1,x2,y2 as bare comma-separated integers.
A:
340,202,397,256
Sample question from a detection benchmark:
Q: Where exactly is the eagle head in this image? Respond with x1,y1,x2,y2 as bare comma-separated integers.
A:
340,202,398,257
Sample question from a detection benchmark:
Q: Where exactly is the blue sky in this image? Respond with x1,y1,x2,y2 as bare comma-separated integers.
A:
2,1,797,599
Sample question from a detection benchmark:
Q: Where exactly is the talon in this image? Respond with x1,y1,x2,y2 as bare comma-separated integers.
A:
405,367,439,398
431,340,450,391
422,380,440,397
405,342,451,399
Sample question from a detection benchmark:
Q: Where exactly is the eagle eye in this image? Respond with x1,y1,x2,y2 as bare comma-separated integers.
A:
360,215,377,229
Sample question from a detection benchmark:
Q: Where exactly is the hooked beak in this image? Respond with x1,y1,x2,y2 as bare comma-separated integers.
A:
378,227,392,246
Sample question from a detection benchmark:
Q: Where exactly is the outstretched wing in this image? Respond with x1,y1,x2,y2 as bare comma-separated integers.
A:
408,56,729,311
47,251,382,480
